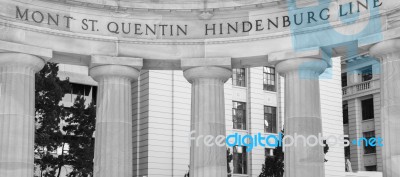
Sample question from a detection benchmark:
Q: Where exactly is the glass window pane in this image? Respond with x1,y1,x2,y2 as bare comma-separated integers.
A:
263,66,276,92
363,131,376,154
264,106,277,133
232,101,247,130
233,146,247,174
232,68,246,87
361,98,374,120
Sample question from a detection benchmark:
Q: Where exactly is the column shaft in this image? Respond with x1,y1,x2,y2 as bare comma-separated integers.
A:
89,58,142,177
370,39,400,177
181,59,232,177
94,76,133,177
379,53,400,177
0,53,45,177
276,58,327,177
190,77,227,177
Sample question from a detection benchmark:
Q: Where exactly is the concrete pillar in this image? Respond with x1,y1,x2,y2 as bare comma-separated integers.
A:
181,58,232,177
348,98,364,171
0,53,47,176
276,58,327,177
370,39,400,177
89,56,142,177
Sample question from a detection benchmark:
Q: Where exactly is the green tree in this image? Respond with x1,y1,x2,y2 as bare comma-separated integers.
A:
35,63,96,177
258,130,329,177
258,142,284,177
63,96,96,177
35,63,71,177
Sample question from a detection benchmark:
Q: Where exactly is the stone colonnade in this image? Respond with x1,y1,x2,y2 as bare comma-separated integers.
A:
0,39,399,177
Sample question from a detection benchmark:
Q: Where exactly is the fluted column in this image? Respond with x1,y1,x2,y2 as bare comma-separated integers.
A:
370,39,400,177
89,56,142,177
276,58,327,177
182,58,232,177
0,53,47,177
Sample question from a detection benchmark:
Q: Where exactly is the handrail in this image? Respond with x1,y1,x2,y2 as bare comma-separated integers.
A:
342,78,380,96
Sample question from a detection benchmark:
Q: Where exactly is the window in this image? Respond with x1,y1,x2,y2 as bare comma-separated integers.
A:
233,101,246,130
232,68,246,87
361,98,374,120
360,66,373,82
265,148,274,157
343,103,349,124
342,73,347,87
63,83,97,105
233,146,247,174
56,143,70,156
264,106,277,133
344,138,350,159
363,131,376,154
365,165,377,171
71,83,92,96
263,66,276,92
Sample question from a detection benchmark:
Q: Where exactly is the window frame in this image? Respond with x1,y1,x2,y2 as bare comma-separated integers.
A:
233,146,247,174
361,98,374,121
360,66,373,82
264,106,277,133
232,68,246,87
263,66,276,92
363,131,376,154
232,101,247,130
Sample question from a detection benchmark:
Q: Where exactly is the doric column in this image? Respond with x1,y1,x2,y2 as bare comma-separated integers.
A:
370,39,400,177
181,58,232,177
0,52,49,176
276,58,327,177
89,56,142,177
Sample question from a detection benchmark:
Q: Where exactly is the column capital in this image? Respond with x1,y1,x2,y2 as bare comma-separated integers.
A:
0,53,47,72
275,58,327,75
89,55,143,81
181,57,232,83
369,39,400,59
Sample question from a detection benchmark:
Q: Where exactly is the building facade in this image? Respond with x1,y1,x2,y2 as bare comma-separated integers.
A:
342,56,383,172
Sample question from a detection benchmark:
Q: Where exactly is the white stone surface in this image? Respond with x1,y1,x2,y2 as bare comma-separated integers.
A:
320,57,346,177
182,58,232,177
276,58,328,177
0,53,46,177
89,57,142,177
370,39,400,177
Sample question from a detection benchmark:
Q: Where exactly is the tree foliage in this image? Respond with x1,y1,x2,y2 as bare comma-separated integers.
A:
258,139,284,177
258,130,329,177
35,63,96,177
35,63,71,177
63,96,96,177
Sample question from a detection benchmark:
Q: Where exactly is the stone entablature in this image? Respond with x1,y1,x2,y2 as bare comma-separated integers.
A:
1,0,388,39
37,0,283,11
0,0,397,69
